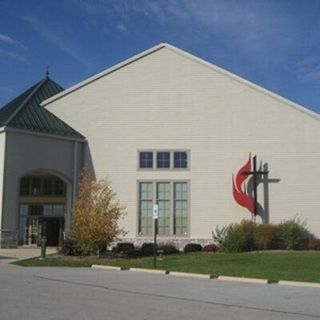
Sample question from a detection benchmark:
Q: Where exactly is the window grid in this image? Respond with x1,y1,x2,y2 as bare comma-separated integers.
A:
139,182,153,236
138,151,189,170
174,152,188,168
174,182,188,236
139,152,153,168
19,176,66,197
138,181,188,237
157,152,170,169
157,182,171,236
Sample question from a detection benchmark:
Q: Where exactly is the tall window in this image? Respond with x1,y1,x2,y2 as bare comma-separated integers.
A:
157,152,170,168
138,181,188,236
139,152,153,168
139,183,153,236
174,152,188,168
174,182,188,235
157,182,171,235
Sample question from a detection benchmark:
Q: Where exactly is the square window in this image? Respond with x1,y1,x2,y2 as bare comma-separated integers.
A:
139,152,153,168
174,152,188,168
157,152,170,168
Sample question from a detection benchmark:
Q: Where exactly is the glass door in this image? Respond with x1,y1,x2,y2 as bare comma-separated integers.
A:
25,217,42,246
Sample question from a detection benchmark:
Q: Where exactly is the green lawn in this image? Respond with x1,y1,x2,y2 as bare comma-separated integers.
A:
13,252,320,283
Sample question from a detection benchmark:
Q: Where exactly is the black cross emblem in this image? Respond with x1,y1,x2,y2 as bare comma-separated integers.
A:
242,155,269,218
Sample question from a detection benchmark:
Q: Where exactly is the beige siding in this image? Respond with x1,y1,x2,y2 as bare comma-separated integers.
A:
46,47,320,238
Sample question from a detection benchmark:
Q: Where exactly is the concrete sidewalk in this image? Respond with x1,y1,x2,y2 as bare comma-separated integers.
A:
0,247,57,266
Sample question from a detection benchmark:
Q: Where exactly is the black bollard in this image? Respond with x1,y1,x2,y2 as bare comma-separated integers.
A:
40,237,47,259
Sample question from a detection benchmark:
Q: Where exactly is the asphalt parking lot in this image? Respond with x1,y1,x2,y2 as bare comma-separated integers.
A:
0,265,319,320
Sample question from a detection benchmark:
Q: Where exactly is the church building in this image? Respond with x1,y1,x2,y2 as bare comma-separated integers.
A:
0,43,319,248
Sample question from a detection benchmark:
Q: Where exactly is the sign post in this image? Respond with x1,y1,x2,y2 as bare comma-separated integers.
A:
153,204,159,269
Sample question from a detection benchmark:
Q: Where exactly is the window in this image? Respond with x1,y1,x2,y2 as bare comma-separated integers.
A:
174,182,188,235
139,152,153,168
138,181,189,236
174,152,188,168
157,182,171,235
43,204,65,217
29,205,43,216
20,176,66,197
43,178,53,195
20,178,30,196
54,178,65,195
139,150,189,169
139,183,154,236
157,152,170,168
31,178,41,196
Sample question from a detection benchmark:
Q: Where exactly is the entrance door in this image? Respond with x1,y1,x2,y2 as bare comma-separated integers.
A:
26,217,42,246
43,218,60,246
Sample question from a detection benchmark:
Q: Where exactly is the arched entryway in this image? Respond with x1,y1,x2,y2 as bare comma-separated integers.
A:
18,171,69,246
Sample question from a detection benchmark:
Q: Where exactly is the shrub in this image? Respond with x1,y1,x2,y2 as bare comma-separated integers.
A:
306,238,320,250
202,244,218,252
214,220,256,252
112,242,135,255
158,244,179,255
254,224,279,250
213,218,311,252
140,243,157,256
277,219,309,250
60,238,80,256
184,243,203,252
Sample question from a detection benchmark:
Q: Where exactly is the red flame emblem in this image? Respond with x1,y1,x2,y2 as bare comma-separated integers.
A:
232,154,254,214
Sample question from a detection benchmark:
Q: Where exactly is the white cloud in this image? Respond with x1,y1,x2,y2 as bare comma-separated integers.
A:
22,15,93,70
0,33,27,50
0,48,26,62
117,23,128,34
296,57,320,83
72,0,294,55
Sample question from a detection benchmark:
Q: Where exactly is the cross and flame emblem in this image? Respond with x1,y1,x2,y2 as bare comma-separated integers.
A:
232,154,254,214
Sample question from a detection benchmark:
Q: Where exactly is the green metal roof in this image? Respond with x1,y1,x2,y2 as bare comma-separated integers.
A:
0,77,84,139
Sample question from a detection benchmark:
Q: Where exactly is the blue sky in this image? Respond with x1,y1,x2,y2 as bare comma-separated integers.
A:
0,0,320,113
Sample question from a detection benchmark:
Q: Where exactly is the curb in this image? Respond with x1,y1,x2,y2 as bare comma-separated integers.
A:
217,275,271,284
129,268,168,275
90,265,320,288
278,280,320,289
92,265,122,271
168,271,211,279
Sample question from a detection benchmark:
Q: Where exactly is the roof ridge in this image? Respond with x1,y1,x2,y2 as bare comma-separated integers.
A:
5,78,47,126
42,42,320,121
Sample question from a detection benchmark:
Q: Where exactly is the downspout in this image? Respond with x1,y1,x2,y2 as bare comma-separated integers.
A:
72,141,78,203
1,131,7,230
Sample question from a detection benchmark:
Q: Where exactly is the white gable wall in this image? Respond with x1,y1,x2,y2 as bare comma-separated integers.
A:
46,46,320,238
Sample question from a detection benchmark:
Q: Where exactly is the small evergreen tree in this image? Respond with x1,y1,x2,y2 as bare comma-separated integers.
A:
71,172,126,255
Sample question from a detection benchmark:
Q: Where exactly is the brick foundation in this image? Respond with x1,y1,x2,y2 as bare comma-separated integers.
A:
116,238,214,251
0,229,18,248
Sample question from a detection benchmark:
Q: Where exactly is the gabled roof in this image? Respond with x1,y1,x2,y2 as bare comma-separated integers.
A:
0,77,84,139
42,43,320,121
